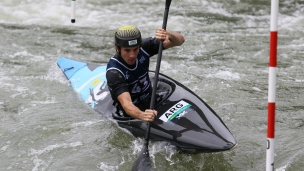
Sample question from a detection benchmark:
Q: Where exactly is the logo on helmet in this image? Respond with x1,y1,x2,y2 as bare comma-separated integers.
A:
128,39,138,46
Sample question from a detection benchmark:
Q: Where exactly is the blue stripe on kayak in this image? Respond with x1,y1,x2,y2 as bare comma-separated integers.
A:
57,57,87,79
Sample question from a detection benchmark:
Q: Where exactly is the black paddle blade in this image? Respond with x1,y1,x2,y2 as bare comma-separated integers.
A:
131,145,152,171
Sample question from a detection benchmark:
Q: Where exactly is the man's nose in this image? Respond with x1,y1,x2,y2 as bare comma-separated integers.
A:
130,51,136,58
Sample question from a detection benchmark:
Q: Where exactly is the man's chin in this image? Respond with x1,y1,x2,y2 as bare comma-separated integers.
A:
128,61,136,65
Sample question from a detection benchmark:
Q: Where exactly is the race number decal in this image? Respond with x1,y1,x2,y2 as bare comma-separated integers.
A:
131,73,150,94
159,100,192,122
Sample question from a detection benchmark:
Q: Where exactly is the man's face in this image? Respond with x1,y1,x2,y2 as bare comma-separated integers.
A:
120,46,140,65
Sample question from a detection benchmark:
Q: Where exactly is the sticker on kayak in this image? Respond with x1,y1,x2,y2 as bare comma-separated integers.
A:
159,100,192,122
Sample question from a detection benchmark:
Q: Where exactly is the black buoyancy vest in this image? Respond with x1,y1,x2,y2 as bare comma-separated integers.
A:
107,48,152,106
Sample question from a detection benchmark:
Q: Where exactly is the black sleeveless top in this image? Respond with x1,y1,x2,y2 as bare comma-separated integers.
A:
106,37,162,110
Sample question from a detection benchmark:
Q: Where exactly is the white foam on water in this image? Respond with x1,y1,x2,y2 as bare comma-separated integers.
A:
31,98,57,106
28,142,83,170
10,86,30,99
206,70,241,80
0,0,303,35
71,119,103,127
0,0,162,29
44,62,70,85
295,79,304,83
276,163,288,171
252,87,262,92
28,141,83,156
8,50,45,64
0,0,71,26
99,161,123,171
150,141,177,166
131,138,177,168
32,158,49,171
9,50,30,58
0,1,301,52
1,145,9,151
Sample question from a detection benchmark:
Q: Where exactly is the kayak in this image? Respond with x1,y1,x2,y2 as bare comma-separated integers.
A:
57,57,237,152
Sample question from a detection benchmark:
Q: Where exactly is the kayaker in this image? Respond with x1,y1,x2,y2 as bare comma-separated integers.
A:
106,25,184,122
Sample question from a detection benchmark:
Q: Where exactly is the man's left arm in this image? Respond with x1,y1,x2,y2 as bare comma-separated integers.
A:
155,28,185,49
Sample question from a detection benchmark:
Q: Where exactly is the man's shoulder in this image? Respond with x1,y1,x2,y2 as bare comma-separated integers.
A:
141,37,160,56
106,68,122,77
141,37,157,46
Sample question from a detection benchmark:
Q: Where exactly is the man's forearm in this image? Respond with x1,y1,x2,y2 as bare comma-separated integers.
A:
121,102,145,120
168,31,185,46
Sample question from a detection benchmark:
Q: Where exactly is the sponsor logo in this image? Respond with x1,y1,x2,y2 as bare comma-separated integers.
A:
159,100,191,122
128,39,137,46
139,56,145,64
125,71,130,79
176,110,187,119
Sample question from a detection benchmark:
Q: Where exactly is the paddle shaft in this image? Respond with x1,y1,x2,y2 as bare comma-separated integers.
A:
144,0,172,147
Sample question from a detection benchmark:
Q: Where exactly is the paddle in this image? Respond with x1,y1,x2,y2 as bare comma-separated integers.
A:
131,0,172,170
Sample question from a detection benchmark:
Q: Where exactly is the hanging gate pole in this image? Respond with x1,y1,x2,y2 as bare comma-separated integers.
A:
266,0,278,170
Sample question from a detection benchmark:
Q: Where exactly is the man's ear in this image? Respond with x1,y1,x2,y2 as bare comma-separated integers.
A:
115,45,120,52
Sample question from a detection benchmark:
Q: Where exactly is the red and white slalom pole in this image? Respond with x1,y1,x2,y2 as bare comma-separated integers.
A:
266,0,278,170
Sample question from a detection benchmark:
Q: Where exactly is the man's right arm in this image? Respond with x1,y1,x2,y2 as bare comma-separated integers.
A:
106,69,157,122
117,92,156,121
